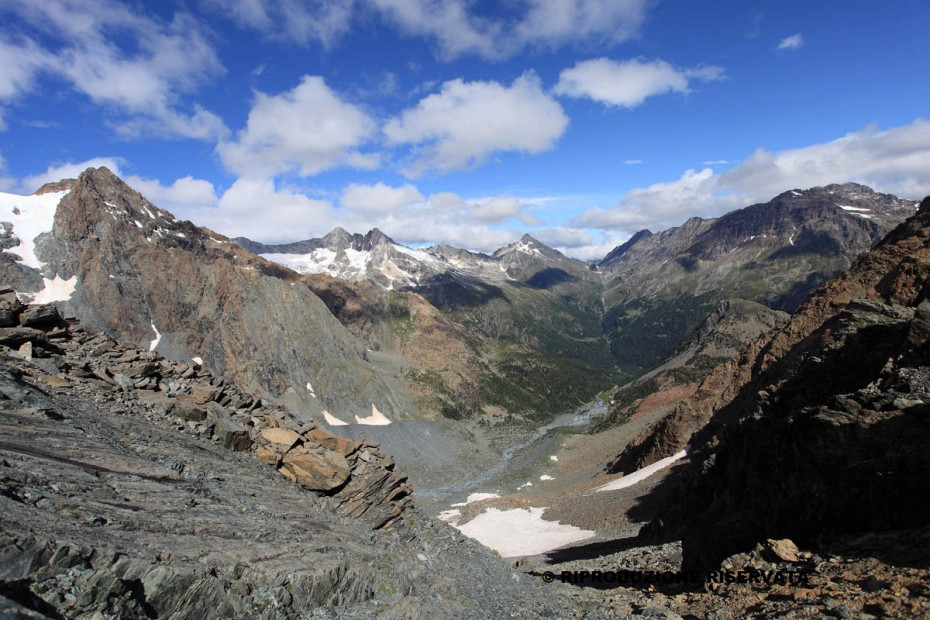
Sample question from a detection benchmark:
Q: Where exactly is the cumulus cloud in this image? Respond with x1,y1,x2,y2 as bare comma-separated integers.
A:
125,175,219,212
341,182,424,213
18,157,127,195
778,33,804,51
554,58,725,108
575,167,730,230
575,119,930,232
0,0,227,140
533,227,630,261
198,177,339,241
384,72,569,176
218,76,378,178
718,119,930,199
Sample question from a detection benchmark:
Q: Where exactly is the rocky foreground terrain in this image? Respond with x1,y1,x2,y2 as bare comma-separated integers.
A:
0,293,631,618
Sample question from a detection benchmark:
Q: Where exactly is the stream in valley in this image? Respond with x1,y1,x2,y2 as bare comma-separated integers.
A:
417,399,609,500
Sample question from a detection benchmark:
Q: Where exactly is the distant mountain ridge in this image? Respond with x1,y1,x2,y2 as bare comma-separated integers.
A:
595,182,917,378
0,170,918,436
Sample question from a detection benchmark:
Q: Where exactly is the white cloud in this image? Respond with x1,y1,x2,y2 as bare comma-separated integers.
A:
0,0,227,140
125,175,219,212
199,177,338,241
575,167,731,230
218,76,378,178
371,0,648,60
718,119,930,199
624,159,643,165
516,0,647,50
370,0,497,58
340,182,424,213
554,58,725,108
535,227,630,262
469,196,528,223
778,33,804,51
0,37,52,101
18,157,127,195
575,119,930,232
384,72,569,176
203,0,355,48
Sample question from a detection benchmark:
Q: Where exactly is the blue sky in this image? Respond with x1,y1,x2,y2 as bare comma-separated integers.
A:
1,0,928,259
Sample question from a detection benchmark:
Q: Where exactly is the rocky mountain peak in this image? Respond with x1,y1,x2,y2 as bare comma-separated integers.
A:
364,227,394,248
7,166,413,423
492,233,557,259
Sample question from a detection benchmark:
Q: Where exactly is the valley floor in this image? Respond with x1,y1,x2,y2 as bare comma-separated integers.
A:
409,402,930,619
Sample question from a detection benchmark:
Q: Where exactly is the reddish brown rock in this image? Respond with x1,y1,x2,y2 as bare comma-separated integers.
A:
260,427,301,449
280,450,350,492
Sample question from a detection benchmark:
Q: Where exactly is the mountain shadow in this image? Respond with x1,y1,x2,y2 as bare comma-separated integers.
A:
409,273,506,310
524,267,575,289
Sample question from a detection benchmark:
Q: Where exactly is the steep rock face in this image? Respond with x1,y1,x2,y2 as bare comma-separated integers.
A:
29,167,414,421
647,196,930,572
598,183,917,378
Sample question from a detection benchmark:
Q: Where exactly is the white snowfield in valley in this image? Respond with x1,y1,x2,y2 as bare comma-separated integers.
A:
149,322,161,351
454,506,595,558
451,492,501,507
30,275,77,304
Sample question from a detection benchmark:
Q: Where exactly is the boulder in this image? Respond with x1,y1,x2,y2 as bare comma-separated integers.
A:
260,427,301,449
19,304,62,328
305,427,358,457
205,404,251,452
279,450,350,492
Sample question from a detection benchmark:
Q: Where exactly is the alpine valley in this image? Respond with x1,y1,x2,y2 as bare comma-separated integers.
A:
2,167,929,618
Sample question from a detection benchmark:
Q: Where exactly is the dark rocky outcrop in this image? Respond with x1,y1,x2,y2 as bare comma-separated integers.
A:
645,196,930,573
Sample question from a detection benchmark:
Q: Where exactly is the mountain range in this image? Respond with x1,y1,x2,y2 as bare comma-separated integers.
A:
0,169,917,438
1,167,928,617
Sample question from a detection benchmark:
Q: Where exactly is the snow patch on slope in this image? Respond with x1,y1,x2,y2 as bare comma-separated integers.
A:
31,276,77,304
322,410,349,426
595,449,688,493
149,323,161,351
355,404,391,425
0,190,69,269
